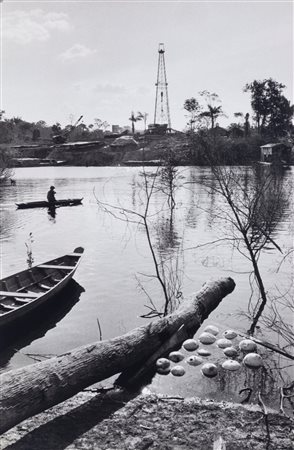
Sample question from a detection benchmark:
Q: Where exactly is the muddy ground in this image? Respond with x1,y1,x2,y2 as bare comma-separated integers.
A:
1,390,293,450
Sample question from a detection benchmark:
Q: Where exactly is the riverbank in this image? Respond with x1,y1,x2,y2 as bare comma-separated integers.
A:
3,134,190,168
1,390,292,449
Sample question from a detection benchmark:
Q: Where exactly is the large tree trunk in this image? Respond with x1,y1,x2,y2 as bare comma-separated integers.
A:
0,277,235,434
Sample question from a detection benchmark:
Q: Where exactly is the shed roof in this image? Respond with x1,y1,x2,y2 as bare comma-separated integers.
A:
260,143,280,149
112,136,139,147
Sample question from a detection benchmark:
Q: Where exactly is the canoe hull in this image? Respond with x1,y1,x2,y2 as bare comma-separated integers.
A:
16,198,83,209
0,272,73,328
0,247,84,330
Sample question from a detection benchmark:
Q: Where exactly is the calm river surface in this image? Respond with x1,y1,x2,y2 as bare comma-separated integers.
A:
0,166,293,406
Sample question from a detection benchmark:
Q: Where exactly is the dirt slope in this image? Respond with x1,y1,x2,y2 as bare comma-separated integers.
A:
1,391,292,450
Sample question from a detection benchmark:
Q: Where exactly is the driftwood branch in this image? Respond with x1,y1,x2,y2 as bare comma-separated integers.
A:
258,392,271,445
237,334,294,360
0,277,235,434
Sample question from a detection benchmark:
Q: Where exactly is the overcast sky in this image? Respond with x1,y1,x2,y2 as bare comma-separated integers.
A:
1,1,293,131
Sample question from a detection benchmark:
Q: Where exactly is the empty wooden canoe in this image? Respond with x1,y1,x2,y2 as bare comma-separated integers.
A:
0,247,84,329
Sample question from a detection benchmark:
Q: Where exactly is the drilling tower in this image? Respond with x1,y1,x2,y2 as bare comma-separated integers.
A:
153,43,171,131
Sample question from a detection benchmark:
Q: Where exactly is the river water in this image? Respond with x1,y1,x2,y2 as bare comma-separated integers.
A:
0,166,293,407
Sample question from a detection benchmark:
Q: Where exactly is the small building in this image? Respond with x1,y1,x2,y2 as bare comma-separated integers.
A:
260,143,291,164
146,124,168,135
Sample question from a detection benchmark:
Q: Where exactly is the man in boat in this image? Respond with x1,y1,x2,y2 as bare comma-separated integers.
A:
47,186,56,206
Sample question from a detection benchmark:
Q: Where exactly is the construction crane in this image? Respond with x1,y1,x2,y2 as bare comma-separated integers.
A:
52,115,83,144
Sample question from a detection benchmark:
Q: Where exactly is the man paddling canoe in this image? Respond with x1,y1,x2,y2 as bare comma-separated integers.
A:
47,186,56,205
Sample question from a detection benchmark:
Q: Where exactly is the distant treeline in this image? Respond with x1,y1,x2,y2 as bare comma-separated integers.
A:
182,78,293,165
0,77,293,166
0,116,106,145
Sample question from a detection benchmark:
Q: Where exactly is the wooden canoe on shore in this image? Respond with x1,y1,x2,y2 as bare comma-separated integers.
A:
0,247,84,329
16,198,83,209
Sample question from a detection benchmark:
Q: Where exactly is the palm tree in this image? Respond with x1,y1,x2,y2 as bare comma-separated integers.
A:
138,112,148,131
129,111,143,134
199,105,224,129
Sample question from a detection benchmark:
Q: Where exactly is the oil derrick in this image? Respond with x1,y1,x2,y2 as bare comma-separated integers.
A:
153,43,171,130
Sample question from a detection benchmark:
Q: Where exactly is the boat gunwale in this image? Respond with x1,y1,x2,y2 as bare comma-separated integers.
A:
0,248,84,325
16,198,83,209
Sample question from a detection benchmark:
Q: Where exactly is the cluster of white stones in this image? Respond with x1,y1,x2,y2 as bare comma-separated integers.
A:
200,326,219,377
155,324,264,378
199,332,216,345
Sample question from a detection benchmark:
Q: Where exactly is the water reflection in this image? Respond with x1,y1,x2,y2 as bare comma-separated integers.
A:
251,165,292,240
0,208,17,238
0,280,85,371
205,174,217,230
47,206,57,221
149,338,292,414
155,212,180,255
183,169,200,228
131,175,137,211
0,166,292,406
190,165,292,247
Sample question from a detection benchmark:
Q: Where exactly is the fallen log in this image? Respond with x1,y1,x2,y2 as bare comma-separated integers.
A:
0,277,235,434
117,324,189,387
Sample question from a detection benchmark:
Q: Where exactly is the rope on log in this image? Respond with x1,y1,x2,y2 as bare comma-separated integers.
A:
0,277,235,434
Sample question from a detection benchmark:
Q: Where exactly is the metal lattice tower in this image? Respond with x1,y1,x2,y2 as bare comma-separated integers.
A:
154,43,171,128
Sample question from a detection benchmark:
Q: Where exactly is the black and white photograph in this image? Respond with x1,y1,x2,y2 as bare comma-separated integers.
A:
0,0,293,448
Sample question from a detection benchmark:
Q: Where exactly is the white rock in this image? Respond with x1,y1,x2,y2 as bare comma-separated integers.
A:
223,347,238,358
186,355,203,366
182,339,199,351
201,363,218,378
223,329,237,340
156,358,170,370
157,367,170,375
239,339,257,352
171,365,186,376
243,353,263,368
199,332,216,345
203,325,219,336
197,348,211,357
168,351,185,362
222,360,241,371
216,338,232,349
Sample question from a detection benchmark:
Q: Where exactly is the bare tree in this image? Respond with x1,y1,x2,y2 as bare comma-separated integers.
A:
158,149,183,211
95,167,183,317
200,164,291,335
93,118,109,132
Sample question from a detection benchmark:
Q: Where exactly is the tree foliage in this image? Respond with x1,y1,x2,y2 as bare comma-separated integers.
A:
93,118,109,131
183,98,201,131
184,91,226,130
244,78,293,137
198,91,226,129
199,104,224,129
129,111,143,134
0,149,14,181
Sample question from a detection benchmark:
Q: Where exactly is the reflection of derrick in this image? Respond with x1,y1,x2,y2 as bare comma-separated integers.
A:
154,43,171,129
